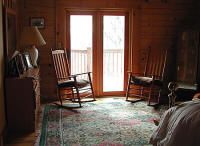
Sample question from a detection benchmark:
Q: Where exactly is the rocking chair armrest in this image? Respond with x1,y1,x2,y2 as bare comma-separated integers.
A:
59,77,72,80
72,72,92,76
127,71,144,76
151,75,162,79
66,75,75,78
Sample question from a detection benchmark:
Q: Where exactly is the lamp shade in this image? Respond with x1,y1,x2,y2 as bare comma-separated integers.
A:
20,26,46,47
20,26,46,67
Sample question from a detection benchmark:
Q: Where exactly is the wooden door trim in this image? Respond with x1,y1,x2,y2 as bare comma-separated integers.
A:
65,10,99,96
99,11,130,96
65,9,130,97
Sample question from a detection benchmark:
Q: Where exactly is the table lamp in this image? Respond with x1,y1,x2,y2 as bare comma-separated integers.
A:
20,26,46,67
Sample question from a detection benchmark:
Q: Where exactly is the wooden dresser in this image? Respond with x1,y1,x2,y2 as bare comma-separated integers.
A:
5,68,40,133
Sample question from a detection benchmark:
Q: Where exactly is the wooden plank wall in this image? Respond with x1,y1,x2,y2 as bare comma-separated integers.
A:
139,5,197,83
19,0,198,102
18,0,57,102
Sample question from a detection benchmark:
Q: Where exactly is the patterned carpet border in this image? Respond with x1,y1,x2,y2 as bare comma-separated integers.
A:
39,99,167,146
39,105,50,146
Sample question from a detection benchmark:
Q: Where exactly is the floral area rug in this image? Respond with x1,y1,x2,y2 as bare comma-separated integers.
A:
39,99,167,146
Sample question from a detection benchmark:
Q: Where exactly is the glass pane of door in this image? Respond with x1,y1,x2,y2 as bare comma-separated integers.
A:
70,15,92,78
103,16,125,92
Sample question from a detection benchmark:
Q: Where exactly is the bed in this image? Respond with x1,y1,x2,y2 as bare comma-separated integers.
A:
149,99,200,146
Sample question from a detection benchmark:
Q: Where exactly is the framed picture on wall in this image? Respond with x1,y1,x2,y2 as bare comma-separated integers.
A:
30,17,45,29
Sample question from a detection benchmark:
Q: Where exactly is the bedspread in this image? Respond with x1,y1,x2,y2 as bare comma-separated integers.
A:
149,99,200,146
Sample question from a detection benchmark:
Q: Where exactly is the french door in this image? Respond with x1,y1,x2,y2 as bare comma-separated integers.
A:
66,10,129,96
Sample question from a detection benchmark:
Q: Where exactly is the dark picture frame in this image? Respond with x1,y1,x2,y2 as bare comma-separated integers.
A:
7,56,20,77
7,52,24,77
15,53,26,74
30,17,45,29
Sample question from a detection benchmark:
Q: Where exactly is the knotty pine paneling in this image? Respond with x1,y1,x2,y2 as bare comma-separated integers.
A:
39,65,57,103
138,4,196,83
19,0,198,101
19,0,56,102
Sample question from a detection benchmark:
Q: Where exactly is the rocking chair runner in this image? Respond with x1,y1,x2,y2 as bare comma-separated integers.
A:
51,49,95,107
126,47,168,105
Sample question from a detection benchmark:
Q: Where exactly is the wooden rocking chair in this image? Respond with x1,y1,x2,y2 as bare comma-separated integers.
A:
51,49,96,107
126,46,167,105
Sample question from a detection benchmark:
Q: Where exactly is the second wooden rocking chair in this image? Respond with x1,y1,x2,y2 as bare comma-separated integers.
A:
126,46,168,106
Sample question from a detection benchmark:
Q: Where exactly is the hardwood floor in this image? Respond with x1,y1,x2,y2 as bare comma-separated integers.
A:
5,133,36,146
4,104,44,146
4,97,126,146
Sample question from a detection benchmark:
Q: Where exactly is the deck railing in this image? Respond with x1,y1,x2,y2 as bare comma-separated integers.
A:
71,47,124,79
71,47,92,76
103,49,124,77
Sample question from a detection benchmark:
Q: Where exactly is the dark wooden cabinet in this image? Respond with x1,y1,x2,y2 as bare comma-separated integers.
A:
175,30,200,101
5,68,40,133
176,30,199,84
